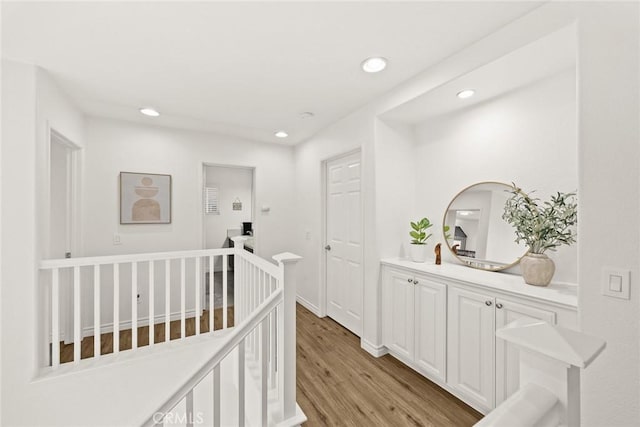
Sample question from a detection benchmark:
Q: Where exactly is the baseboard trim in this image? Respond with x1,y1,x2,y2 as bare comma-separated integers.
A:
81,309,199,338
361,339,388,358
296,295,322,317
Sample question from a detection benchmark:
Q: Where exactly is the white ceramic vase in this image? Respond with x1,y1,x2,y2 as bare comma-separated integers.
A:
520,253,555,286
410,244,428,263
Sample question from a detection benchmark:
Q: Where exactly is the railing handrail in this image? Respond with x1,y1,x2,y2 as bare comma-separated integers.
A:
142,287,283,427
237,249,282,279
39,247,235,269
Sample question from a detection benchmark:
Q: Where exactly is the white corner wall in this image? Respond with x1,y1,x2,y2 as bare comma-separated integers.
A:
1,61,86,424
414,69,578,283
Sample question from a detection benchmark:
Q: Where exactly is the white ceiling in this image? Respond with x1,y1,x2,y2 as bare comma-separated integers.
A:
381,25,576,124
2,1,543,145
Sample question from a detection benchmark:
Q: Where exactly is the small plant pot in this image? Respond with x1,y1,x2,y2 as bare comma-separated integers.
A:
520,253,555,286
410,244,428,263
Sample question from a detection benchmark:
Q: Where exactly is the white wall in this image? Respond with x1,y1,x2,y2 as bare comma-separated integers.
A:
204,165,253,254
576,3,639,426
1,61,86,424
81,117,294,329
414,69,577,283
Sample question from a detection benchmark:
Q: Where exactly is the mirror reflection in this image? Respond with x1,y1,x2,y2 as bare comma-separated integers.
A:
443,182,527,271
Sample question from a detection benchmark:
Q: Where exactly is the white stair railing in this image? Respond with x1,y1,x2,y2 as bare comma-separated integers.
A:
475,318,606,427
40,247,237,366
146,240,303,426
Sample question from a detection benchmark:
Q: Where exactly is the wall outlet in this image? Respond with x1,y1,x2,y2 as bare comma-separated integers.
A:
113,234,122,245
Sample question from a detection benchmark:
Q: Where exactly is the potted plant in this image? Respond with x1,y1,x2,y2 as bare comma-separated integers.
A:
409,217,433,263
502,184,577,286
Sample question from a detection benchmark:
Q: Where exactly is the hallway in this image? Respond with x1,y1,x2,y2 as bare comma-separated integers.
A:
296,305,482,426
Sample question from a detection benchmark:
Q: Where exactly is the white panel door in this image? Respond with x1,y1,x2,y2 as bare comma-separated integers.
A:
325,152,362,336
448,286,495,412
414,275,447,382
381,268,415,361
495,298,556,405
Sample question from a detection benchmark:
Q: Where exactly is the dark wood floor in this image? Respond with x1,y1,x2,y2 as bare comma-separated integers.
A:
61,304,482,426
296,304,482,426
60,307,234,363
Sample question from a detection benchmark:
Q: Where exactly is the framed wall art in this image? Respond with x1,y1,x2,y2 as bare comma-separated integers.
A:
120,172,172,224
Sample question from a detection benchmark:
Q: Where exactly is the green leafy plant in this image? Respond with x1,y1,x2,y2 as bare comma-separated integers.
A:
502,184,578,254
443,225,452,241
410,217,433,245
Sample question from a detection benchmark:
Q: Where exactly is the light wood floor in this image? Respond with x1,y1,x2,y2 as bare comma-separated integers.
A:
296,304,482,426
61,304,482,426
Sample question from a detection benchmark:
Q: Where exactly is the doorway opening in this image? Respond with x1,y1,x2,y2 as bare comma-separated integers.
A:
201,163,255,311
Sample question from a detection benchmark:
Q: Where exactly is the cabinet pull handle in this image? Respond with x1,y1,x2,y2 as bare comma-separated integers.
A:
496,303,503,309
408,278,413,283
414,280,419,285
485,300,493,306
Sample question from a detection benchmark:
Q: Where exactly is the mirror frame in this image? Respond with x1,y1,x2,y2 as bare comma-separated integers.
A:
442,181,528,272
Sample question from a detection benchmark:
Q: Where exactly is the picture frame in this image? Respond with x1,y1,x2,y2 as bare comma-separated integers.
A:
119,172,172,224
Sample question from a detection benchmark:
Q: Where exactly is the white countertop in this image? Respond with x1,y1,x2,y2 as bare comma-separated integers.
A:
381,257,578,309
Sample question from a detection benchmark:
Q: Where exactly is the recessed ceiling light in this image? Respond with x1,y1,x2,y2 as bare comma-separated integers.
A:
361,57,388,73
274,131,288,138
139,107,160,117
459,211,473,216
457,89,475,99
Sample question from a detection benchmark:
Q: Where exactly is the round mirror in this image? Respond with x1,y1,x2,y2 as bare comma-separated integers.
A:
443,182,527,271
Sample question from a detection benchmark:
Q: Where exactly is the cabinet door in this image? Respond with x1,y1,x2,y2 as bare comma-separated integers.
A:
448,286,495,412
414,275,447,382
495,298,556,405
381,268,415,361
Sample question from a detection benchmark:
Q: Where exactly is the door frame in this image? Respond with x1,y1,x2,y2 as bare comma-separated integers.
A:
45,126,82,260
199,162,256,252
44,124,82,349
319,148,364,324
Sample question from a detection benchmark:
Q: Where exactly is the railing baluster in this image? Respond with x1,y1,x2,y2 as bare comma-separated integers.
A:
186,390,194,427
195,257,200,336
222,254,228,329
238,339,246,427
181,258,186,339
261,317,269,426
94,264,101,359
209,255,214,333
165,260,171,343
213,364,221,427
132,262,138,350
114,263,120,355
73,265,81,363
51,268,60,367
149,261,155,347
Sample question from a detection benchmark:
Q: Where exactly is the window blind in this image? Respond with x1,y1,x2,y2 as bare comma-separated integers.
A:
204,186,220,215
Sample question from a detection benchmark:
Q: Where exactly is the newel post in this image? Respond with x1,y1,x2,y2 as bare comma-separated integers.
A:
273,252,302,421
231,236,246,321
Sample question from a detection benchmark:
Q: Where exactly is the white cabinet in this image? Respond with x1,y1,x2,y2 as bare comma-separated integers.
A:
447,286,495,411
382,268,415,360
382,268,447,383
380,260,578,414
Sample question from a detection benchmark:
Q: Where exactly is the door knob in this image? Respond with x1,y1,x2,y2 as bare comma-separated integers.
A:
496,303,503,309
408,278,413,283
485,300,493,306
325,245,331,251
414,280,419,285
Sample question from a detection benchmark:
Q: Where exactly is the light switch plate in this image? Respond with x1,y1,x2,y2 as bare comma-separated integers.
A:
601,268,630,300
